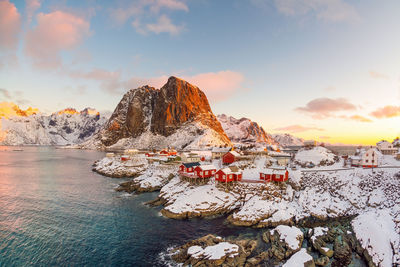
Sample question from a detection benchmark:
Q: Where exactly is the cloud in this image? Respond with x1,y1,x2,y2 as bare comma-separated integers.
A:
0,88,11,100
25,0,41,24
109,0,188,35
25,11,90,69
274,124,324,133
271,0,360,23
369,71,389,80
0,0,21,50
296,97,356,119
142,15,184,35
347,115,372,122
149,0,188,13
370,105,400,119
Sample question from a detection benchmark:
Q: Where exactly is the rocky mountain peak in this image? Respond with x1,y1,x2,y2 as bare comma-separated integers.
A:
95,76,231,148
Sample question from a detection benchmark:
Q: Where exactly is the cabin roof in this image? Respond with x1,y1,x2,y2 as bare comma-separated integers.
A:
197,164,216,171
227,151,240,157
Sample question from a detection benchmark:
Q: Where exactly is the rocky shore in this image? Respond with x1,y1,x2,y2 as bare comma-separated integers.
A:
93,155,400,266
168,219,372,267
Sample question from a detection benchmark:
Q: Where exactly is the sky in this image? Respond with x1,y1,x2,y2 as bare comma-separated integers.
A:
0,0,399,145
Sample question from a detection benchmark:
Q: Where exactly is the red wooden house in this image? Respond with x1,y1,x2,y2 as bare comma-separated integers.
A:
215,166,242,183
222,151,241,165
121,155,130,161
194,165,217,178
179,162,201,173
160,149,177,156
259,169,274,182
259,169,289,182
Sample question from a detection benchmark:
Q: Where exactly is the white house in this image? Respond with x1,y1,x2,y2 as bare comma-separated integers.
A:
180,152,201,163
351,148,379,167
211,147,231,159
376,140,397,155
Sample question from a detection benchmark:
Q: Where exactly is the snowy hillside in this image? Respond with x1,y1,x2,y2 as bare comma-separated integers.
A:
272,133,304,147
0,107,107,146
217,114,277,147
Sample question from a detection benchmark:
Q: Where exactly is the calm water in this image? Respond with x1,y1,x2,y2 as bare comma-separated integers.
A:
0,147,256,266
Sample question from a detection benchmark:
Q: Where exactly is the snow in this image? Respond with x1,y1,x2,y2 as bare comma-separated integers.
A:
282,248,313,267
352,209,399,267
295,146,336,165
271,225,303,250
187,242,239,260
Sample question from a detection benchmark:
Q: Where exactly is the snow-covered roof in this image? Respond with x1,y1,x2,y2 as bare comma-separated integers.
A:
212,147,230,153
197,164,216,171
260,168,287,175
218,167,241,175
227,151,241,157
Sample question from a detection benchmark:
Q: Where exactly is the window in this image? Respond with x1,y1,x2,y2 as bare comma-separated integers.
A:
366,160,368,163
205,171,208,175
216,174,219,178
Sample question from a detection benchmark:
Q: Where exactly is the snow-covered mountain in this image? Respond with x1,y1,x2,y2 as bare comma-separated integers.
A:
84,76,231,150
217,114,277,147
0,103,107,146
272,133,304,147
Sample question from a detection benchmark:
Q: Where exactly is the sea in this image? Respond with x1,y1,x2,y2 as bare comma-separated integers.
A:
0,146,259,266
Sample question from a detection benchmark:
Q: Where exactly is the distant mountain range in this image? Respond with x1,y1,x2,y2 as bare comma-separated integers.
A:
0,79,306,148
0,102,107,146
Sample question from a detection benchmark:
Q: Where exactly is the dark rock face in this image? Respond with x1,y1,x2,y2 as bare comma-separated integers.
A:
98,76,230,147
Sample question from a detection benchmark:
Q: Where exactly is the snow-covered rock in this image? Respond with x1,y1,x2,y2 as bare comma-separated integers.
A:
295,146,337,166
352,209,399,267
159,177,241,219
92,155,148,178
282,248,314,267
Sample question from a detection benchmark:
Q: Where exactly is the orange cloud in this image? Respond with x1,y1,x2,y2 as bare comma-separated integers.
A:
274,125,324,133
25,11,90,69
370,105,400,118
296,97,356,119
0,0,21,49
348,114,372,122
369,71,389,80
